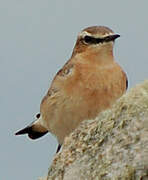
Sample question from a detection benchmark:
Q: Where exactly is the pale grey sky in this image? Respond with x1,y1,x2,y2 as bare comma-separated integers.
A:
1,0,148,179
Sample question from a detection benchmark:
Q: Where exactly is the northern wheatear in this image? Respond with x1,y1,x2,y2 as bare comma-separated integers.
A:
16,26,128,153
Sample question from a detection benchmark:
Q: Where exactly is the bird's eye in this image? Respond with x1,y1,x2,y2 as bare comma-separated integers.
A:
83,35,94,44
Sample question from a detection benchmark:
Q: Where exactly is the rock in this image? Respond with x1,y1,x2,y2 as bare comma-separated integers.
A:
38,177,47,180
46,80,148,180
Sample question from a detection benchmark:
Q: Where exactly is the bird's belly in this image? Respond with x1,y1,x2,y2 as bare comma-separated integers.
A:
43,83,124,144
41,65,126,144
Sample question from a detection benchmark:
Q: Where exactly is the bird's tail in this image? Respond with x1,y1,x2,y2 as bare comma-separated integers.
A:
15,114,48,139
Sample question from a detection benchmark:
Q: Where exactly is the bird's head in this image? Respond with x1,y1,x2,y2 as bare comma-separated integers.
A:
72,26,120,58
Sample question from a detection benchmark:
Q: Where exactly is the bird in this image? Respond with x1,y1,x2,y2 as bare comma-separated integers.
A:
15,26,128,153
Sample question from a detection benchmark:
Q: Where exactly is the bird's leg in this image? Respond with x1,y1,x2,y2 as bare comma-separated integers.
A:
56,144,61,153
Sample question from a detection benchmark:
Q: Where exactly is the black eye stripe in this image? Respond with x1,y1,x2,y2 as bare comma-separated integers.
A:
83,35,119,44
83,36,96,43
83,35,104,44
82,34,120,45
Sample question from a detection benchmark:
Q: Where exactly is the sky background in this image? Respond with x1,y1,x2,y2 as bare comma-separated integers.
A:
1,0,148,179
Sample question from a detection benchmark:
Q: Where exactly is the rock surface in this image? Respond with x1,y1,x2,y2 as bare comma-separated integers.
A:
41,80,148,180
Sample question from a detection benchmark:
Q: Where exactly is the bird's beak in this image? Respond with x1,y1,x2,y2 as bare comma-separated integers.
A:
109,34,120,41
104,34,120,42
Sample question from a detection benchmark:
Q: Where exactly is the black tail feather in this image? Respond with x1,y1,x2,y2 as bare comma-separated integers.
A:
15,126,31,135
15,125,48,140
